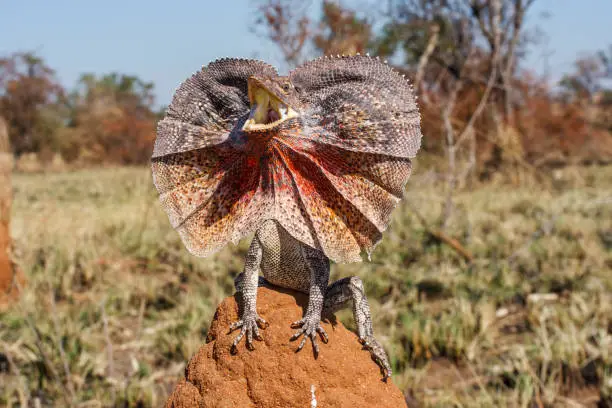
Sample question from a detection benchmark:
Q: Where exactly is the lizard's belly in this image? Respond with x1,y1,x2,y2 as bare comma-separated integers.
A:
260,250,311,293
256,219,311,293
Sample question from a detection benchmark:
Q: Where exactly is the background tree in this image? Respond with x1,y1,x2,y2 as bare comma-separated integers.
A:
60,73,157,164
0,52,65,157
555,47,612,162
254,0,373,64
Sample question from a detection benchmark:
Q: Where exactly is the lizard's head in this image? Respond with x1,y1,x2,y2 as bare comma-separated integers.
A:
242,75,301,132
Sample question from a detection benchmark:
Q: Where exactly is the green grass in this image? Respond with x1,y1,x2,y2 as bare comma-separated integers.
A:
1,164,611,407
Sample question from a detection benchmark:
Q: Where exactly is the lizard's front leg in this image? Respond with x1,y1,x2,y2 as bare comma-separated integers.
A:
324,276,392,380
229,235,268,352
290,246,329,356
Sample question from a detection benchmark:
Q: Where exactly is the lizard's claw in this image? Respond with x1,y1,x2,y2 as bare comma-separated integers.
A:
290,316,328,357
360,336,392,381
229,313,268,353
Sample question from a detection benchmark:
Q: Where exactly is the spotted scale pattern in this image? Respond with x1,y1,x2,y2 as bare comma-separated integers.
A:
290,55,421,158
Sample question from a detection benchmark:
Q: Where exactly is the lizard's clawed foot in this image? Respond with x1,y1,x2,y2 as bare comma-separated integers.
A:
229,313,268,353
360,336,392,381
290,315,328,357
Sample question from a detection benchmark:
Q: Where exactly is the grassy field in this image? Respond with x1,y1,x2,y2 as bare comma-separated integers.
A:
1,163,611,407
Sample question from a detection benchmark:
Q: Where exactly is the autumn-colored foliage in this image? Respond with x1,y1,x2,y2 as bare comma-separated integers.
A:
0,54,160,166
58,73,159,164
0,52,64,157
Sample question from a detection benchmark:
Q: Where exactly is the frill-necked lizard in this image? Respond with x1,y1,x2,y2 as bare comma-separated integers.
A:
151,55,422,380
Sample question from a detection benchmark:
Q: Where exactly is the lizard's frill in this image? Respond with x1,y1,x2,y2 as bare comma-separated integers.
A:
151,135,412,263
152,56,422,263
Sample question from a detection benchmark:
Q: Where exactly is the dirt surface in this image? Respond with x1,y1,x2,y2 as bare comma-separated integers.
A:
165,286,408,408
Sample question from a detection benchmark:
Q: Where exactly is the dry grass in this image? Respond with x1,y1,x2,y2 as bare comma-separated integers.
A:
1,163,611,407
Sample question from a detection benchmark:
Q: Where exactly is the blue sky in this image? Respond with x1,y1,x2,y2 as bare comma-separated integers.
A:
2,0,610,107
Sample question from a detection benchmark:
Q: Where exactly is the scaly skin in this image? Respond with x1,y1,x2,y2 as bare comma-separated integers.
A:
230,220,392,380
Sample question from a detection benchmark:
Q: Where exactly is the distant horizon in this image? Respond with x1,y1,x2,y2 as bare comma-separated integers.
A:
2,0,611,108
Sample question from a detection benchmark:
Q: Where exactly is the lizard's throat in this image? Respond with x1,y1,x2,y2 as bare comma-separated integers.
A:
242,89,299,131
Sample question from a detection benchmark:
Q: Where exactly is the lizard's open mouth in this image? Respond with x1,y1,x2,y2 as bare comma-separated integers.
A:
242,85,298,131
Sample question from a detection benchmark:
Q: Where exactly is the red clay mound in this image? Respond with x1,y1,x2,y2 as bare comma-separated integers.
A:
0,224,23,309
165,286,408,408
0,150,23,309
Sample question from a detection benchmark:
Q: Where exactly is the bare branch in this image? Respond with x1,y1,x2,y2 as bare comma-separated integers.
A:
455,0,501,148
254,0,313,65
414,24,440,90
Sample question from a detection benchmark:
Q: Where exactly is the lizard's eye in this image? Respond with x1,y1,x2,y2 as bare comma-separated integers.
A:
281,83,291,92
